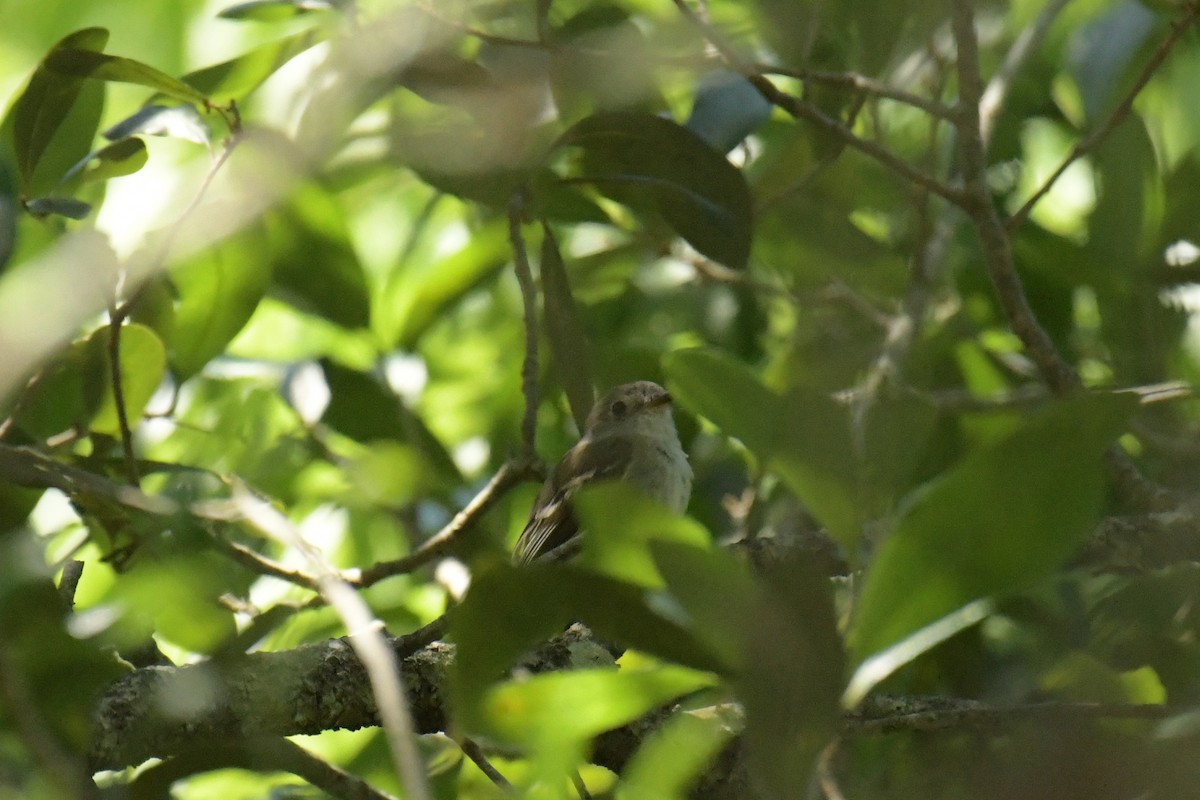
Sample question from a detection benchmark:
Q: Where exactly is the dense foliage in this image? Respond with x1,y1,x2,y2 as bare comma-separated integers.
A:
3,0,1200,798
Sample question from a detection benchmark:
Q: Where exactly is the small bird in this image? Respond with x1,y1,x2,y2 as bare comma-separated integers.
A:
513,381,692,563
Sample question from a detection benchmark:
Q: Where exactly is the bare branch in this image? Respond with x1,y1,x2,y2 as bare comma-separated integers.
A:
951,1,1082,397
105,312,141,487
757,63,956,121
461,738,515,792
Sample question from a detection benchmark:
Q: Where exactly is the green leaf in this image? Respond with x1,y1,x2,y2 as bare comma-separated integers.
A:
183,29,324,102
651,541,757,672
382,220,510,349
484,664,716,747
451,561,723,727
266,182,370,329
45,49,209,107
218,0,333,21
572,484,713,589
663,348,860,549
739,559,845,800
23,196,92,219
540,224,594,431
617,708,735,800
320,360,461,483
847,393,1138,698
555,111,753,269
103,104,209,145
62,136,148,186
6,28,109,194
165,226,274,380
86,323,167,437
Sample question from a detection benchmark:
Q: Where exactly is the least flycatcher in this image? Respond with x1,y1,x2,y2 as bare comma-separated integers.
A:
514,381,692,563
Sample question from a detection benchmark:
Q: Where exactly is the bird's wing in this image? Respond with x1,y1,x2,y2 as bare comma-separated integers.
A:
512,435,633,563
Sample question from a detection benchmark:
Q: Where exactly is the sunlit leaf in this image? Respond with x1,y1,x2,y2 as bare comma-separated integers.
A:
184,29,325,101
85,323,167,437
485,664,715,746
61,137,148,186
218,0,334,21
383,220,510,349
555,111,753,269
6,28,108,194
45,49,209,107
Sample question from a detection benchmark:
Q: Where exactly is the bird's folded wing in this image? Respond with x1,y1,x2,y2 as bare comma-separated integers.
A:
512,434,633,563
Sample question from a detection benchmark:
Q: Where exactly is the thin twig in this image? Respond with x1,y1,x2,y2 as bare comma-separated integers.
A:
356,459,540,586
757,63,956,121
235,487,433,800
509,187,540,459
979,0,1072,147
1006,3,1200,232
570,769,593,800
670,0,969,208
461,738,514,792
817,737,848,800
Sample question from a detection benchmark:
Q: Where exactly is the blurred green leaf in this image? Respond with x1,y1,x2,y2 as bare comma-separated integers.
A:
739,558,845,800
218,0,334,21
184,29,324,101
556,111,753,269
664,348,860,550
573,483,712,589
651,541,756,673
484,663,715,746
617,708,735,800
540,223,594,431
849,393,1138,693
266,182,370,329
165,226,274,380
383,220,510,349
320,360,461,482
451,561,723,728
45,48,209,107
6,27,109,193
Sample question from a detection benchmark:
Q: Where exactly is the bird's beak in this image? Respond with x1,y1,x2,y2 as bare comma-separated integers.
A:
646,391,673,410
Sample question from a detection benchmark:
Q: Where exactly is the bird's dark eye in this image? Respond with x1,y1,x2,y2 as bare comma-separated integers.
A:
610,400,628,417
